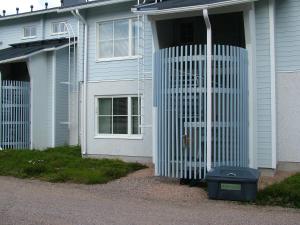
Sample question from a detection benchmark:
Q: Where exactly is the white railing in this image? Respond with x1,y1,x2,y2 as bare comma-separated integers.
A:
0,80,30,149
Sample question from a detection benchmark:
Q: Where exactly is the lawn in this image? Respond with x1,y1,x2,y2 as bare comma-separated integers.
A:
256,173,300,208
0,146,146,184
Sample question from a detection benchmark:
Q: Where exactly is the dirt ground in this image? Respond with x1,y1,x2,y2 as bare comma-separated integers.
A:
0,168,299,225
259,171,296,189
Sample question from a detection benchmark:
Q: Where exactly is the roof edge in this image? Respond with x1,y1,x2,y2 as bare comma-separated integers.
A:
0,8,59,22
132,0,257,15
58,0,133,13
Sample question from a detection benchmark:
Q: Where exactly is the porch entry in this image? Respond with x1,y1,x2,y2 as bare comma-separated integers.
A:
0,80,30,149
154,44,249,179
0,61,31,150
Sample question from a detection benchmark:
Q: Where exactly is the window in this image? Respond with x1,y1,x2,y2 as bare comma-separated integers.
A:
23,26,37,38
96,96,141,136
52,22,67,34
97,18,140,59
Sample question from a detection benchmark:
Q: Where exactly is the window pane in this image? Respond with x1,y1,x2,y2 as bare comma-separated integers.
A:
132,19,140,55
113,98,128,115
114,20,128,39
132,116,140,134
99,22,113,41
114,39,129,57
52,24,59,33
24,28,30,37
113,116,128,134
98,116,112,134
99,41,113,58
60,23,66,33
98,98,112,115
31,27,37,36
131,97,140,115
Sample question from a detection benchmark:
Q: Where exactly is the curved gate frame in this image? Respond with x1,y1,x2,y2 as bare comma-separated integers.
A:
154,44,249,179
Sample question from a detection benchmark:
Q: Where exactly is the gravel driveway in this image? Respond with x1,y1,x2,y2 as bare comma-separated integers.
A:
0,168,299,225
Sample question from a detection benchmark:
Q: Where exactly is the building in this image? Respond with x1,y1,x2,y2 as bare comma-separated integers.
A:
0,0,299,179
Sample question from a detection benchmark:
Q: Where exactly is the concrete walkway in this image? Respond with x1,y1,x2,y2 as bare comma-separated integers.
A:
0,169,299,225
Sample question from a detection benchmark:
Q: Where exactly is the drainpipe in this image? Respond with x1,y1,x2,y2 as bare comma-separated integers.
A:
203,9,212,172
72,9,88,156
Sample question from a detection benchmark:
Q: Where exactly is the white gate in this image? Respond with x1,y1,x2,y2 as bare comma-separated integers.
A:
154,45,249,179
0,80,30,149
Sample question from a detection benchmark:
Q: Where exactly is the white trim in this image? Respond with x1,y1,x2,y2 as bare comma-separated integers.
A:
203,9,212,172
87,78,152,83
94,135,143,140
96,18,139,61
50,32,68,36
27,58,34,150
23,26,37,39
269,0,277,169
51,21,68,35
22,36,37,40
244,3,257,169
58,0,132,13
133,0,257,15
96,55,141,62
51,51,57,147
95,95,142,137
277,70,300,74
0,8,59,21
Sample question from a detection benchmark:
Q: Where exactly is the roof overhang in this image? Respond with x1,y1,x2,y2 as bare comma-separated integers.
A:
57,0,133,13
0,39,76,64
132,0,257,15
0,8,59,22
0,0,133,21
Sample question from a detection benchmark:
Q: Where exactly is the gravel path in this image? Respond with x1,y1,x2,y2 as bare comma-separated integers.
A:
0,168,299,225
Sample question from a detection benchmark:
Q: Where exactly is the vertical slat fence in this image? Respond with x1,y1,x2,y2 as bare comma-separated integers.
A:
154,45,248,179
0,81,30,149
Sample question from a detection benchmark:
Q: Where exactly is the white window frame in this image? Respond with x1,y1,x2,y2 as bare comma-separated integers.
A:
94,95,142,139
96,17,141,62
51,21,67,35
23,26,37,39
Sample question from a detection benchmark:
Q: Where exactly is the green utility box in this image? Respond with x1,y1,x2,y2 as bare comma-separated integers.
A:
206,167,260,201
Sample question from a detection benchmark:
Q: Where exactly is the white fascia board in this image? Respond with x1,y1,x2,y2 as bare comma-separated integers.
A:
0,8,59,22
132,0,258,15
0,42,76,64
269,0,277,169
57,0,133,13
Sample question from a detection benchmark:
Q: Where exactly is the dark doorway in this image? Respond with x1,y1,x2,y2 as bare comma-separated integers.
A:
156,12,246,49
0,62,30,81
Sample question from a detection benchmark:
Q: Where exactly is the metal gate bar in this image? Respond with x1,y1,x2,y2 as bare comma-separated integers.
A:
154,44,249,179
0,80,30,149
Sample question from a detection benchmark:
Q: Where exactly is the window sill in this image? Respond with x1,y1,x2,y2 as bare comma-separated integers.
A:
50,32,68,36
96,55,141,63
22,36,37,40
94,135,143,140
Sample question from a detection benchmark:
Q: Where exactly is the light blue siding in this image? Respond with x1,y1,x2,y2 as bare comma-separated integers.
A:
255,0,272,168
55,48,69,146
276,0,300,71
28,53,53,149
0,17,43,49
0,12,76,50
44,13,77,40
85,1,153,81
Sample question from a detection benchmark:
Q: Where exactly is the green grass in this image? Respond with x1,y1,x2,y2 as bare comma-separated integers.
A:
0,146,146,184
256,173,300,208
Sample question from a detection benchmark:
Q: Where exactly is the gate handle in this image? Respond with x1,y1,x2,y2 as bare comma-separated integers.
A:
226,172,237,177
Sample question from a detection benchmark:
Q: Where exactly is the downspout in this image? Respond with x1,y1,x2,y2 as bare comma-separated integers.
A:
72,9,88,156
203,9,212,172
